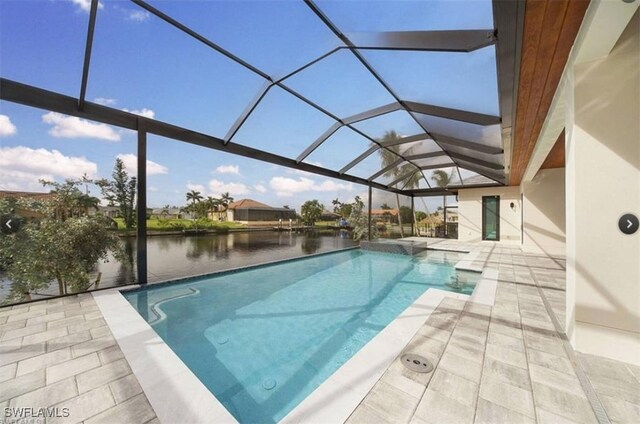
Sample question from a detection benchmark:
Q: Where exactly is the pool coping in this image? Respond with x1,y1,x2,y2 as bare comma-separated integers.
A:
94,247,498,424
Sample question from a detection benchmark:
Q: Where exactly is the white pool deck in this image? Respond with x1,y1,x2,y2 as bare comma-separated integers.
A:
1,239,638,424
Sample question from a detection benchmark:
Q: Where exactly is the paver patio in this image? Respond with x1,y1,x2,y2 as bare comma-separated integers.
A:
1,241,638,423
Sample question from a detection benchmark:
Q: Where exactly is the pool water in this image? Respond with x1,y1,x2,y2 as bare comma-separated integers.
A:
124,249,478,423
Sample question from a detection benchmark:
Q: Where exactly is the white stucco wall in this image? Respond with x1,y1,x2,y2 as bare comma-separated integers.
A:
566,10,640,364
522,168,566,257
457,186,521,245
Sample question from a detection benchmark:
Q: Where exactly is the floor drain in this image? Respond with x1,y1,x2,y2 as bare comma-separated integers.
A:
401,354,434,373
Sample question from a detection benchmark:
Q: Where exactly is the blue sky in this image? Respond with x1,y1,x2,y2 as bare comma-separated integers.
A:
0,0,497,213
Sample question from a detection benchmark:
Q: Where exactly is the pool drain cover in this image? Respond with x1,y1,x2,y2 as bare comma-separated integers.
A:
401,354,433,373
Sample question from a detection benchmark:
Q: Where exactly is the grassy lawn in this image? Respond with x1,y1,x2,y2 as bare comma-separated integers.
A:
113,218,243,231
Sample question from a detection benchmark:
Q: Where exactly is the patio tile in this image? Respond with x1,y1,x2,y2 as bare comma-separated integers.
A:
84,393,155,424
427,368,478,408
487,331,524,352
6,309,45,323
0,369,45,402
49,385,115,424
24,311,66,326
413,388,475,424
68,317,106,334
531,382,597,423
0,341,46,366
444,338,485,363
484,343,527,369
523,333,565,356
1,322,46,342
363,380,420,423
71,335,116,358
599,393,640,423
528,363,585,397
76,358,132,393
403,334,446,360
21,326,68,345
527,348,574,375
437,352,483,383
488,321,523,339
416,325,451,343
9,377,77,408
16,347,71,376
482,357,531,390
47,352,101,384
47,315,86,330
536,408,583,424
109,373,144,404
0,363,17,383
0,319,27,336
347,404,391,424
475,398,535,424
97,344,125,365
46,331,91,352
380,369,426,399
479,374,535,418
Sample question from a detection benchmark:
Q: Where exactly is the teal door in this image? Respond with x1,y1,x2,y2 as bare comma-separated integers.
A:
482,196,500,241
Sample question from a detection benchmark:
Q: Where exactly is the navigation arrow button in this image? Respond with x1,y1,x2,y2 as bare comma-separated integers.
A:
619,213,638,235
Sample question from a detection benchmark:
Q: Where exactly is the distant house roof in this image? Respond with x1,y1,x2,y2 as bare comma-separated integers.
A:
370,208,399,216
0,190,55,201
150,207,183,214
320,210,340,219
228,199,274,210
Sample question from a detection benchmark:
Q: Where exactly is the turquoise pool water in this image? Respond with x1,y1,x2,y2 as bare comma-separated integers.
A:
124,249,478,423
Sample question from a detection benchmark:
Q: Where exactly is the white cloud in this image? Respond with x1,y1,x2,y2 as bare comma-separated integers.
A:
128,10,150,22
117,154,168,176
122,108,155,119
208,179,250,196
93,97,117,106
42,112,120,141
70,0,103,13
215,165,240,175
254,184,267,193
0,115,17,137
186,182,205,193
148,186,158,192
0,146,97,191
269,176,353,197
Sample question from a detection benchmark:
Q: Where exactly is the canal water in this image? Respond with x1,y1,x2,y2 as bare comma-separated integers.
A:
0,230,357,303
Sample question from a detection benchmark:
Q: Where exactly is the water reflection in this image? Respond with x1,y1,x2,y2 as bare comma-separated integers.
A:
102,230,355,287
0,230,356,303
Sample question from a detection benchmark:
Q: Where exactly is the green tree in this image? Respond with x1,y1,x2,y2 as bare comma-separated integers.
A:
380,203,392,210
220,192,234,209
40,177,99,221
0,181,124,303
350,196,378,241
301,200,324,226
377,130,422,237
415,211,427,221
399,206,413,225
432,169,455,236
185,190,203,219
97,159,137,230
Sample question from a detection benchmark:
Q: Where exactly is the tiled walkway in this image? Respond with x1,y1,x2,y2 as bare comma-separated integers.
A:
1,241,638,423
0,293,157,424
347,243,640,424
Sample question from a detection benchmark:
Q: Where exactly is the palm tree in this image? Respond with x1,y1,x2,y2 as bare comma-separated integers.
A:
332,198,342,213
220,192,234,210
431,169,456,237
378,130,421,237
186,190,203,219
206,196,221,220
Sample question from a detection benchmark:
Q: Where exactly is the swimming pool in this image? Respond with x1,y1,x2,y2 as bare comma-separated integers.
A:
123,249,478,423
